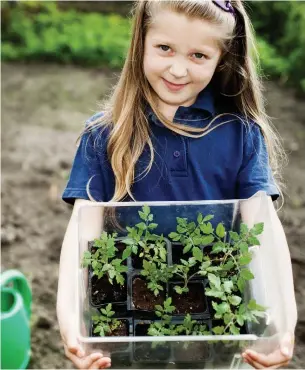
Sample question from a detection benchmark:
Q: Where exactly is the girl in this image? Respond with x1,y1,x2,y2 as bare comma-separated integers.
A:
57,0,297,369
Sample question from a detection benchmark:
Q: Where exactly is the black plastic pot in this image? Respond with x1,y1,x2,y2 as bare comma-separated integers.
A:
91,316,133,353
168,279,211,318
87,239,130,309
88,271,128,310
133,319,171,363
127,272,167,316
133,318,213,364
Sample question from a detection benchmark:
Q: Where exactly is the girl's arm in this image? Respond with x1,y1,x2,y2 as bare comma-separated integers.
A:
240,195,297,368
57,199,111,369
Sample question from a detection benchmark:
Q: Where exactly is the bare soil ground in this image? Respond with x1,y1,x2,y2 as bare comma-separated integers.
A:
1,62,305,369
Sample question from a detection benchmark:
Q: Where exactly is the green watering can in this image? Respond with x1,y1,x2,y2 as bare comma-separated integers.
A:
1,269,32,369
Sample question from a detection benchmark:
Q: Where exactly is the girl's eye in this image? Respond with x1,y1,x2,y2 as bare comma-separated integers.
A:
159,45,171,52
193,52,206,60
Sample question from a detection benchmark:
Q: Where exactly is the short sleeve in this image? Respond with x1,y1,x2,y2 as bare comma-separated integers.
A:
237,123,280,201
62,116,115,205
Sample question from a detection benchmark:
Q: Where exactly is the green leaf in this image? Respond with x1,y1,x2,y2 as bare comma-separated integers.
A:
201,235,214,246
229,295,242,306
248,236,260,246
200,222,214,234
237,277,245,292
212,326,224,335
139,211,146,220
211,241,225,254
148,223,158,230
136,222,147,230
177,217,187,227
229,231,239,241
122,246,131,260
187,222,196,232
193,247,203,262
230,325,240,335
240,269,254,280
239,242,249,253
252,222,264,235
208,273,221,289
239,253,252,266
197,213,203,223
174,286,184,294
240,223,249,235
247,299,266,311
143,259,150,270
169,232,181,241
200,260,211,270
205,289,224,299
218,302,230,314
216,223,226,238
223,260,235,271
223,313,233,325
142,205,150,215
203,215,214,222
223,280,234,294
236,315,244,326
183,244,192,254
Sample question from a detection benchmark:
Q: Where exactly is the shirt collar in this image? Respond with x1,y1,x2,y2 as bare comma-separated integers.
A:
147,85,216,128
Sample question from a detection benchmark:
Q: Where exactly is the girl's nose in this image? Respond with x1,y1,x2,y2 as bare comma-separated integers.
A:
169,63,188,78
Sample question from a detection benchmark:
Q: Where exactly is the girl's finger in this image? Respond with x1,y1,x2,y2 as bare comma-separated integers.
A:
243,348,291,368
65,349,104,369
89,357,111,369
243,354,289,369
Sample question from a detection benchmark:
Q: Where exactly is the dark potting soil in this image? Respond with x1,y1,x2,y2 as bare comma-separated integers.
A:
134,323,171,362
132,277,165,310
172,341,210,362
170,282,207,314
91,274,127,306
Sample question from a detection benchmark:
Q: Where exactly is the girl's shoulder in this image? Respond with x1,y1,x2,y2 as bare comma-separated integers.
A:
85,111,105,127
83,111,112,139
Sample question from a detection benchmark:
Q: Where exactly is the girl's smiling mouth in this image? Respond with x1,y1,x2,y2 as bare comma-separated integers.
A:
162,78,189,91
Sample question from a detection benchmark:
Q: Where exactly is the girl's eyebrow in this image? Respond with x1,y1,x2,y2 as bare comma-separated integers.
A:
150,38,217,54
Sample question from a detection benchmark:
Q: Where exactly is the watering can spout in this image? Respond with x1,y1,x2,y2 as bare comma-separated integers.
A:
1,269,32,369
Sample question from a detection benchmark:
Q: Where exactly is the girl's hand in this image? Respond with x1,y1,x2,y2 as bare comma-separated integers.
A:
242,332,294,369
63,332,111,369
60,313,111,369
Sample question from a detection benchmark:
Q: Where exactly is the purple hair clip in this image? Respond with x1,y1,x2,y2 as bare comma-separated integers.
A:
212,0,235,15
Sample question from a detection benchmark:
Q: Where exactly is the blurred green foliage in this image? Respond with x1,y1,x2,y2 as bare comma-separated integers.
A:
249,1,305,93
1,1,131,68
1,1,304,92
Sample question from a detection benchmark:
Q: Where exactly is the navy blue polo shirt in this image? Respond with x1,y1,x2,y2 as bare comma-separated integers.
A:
62,88,279,208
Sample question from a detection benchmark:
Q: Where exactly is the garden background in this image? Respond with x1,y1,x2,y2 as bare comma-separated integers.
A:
1,1,305,368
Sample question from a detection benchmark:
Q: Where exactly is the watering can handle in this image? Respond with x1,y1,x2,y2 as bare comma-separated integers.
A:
0,269,32,318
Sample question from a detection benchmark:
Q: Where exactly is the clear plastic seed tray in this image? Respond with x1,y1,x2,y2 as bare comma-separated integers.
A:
76,191,296,369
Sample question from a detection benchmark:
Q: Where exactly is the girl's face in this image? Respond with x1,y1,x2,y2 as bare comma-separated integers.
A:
144,9,223,119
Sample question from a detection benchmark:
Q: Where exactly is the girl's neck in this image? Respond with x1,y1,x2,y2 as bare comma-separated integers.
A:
157,101,178,122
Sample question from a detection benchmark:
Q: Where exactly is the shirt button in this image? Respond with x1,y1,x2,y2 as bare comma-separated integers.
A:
173,151,181,158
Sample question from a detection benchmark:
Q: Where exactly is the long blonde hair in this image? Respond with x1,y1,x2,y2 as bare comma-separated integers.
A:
84,0,286,204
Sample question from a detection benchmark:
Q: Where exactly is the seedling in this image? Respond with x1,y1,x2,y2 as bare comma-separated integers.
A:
92,303,120,337
82,231,128,285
